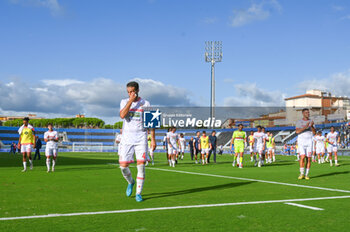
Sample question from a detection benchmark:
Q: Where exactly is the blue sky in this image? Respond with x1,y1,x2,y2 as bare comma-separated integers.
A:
1,0,350,123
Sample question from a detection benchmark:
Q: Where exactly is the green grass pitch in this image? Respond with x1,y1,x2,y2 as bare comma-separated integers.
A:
0,151,350,232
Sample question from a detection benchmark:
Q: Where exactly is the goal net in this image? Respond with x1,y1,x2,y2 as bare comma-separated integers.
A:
72,142,103,152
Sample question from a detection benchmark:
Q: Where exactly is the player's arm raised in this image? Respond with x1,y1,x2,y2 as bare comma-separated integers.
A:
120,92,137,119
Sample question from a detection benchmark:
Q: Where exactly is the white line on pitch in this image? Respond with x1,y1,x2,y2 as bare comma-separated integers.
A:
147,167,350,194
284,203,324,211
0,195,349,221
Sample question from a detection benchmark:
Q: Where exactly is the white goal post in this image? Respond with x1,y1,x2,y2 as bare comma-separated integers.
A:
72,142,103,152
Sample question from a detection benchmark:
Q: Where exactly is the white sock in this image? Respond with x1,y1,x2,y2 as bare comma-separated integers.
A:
172,160,175,166
46,158,50,171
136,164,145,195
330,160,333,165
300,168,305,175
52,159,56,169
335,159,338,164
120,167,134,184
305,168,310,176
29,159,33,166
23,161,27,170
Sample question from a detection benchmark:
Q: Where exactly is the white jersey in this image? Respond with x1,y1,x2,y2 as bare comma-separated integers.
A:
296,119,314,143
327,132,338,145
253,132,265,147
167,131,179,148
120,98,150,145
44,130,58,148
314,135,325,147
179,137,186,148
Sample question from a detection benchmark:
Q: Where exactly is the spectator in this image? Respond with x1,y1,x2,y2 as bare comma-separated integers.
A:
208,131,217,163
33,136,42,160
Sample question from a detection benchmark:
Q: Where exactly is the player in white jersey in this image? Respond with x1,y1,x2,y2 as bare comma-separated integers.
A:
295,108,316,180
252,126,266,168
262,127,268,165
119,81,156,202
312,136,317,162
326,126,340,167
115,129,122,156
44,123,59,172
167,126,179,167
314,131,325,164
179,133,186,160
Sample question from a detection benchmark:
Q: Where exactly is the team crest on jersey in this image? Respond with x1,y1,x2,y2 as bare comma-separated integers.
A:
143,109,161,128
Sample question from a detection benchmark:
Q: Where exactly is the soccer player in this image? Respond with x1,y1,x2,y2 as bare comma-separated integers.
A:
163,129,170,164
312,135,317,162
266,131,275,163
179,133,186,160
115,129,122,155
189,137,194,160
147,130,154,165
314,131,325,164
326,126,341,167
208,131,217,163
261,127,268,165
248,131,254,162
18,117,35,172
199,131,210,165
295,108,316,180
324,133,329,162
119,81,156,202
231,124,246,168
44,123,59,172
167,126,179,167
193,131,201,164
252,126,266,167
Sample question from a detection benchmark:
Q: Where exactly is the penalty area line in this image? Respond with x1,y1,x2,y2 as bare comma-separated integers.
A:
147,167,350,194
0,195,349,221
284,203,324,211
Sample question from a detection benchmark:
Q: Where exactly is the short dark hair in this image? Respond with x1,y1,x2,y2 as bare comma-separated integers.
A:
257,126,262,129
238,124,243,127
212,130,216,133
196,131,200,134
302,108,309,113
330,126,335,129
202,131,206,134
126,81,139,91
47,123,53,126
180,133,183,136
23,117,29,121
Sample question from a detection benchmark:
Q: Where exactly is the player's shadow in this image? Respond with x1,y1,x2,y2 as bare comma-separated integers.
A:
311,171,350,179
143,181,252,200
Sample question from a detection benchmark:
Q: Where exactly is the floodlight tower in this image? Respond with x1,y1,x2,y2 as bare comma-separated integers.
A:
205,41,222,122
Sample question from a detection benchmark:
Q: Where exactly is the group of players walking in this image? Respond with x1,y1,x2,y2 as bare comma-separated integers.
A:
15,81,343,203
17,117,59,173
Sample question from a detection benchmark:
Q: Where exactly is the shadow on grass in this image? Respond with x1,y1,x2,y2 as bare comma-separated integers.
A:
311,171,350,179
143,181,252,200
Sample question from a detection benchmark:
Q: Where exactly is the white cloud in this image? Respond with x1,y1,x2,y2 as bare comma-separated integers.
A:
229,0,282,27
43,79,84,87
224,82,285,106
10,0,64,16
0,77,193,122
298,70,350,97
341,15,350,20
332,5,345,11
